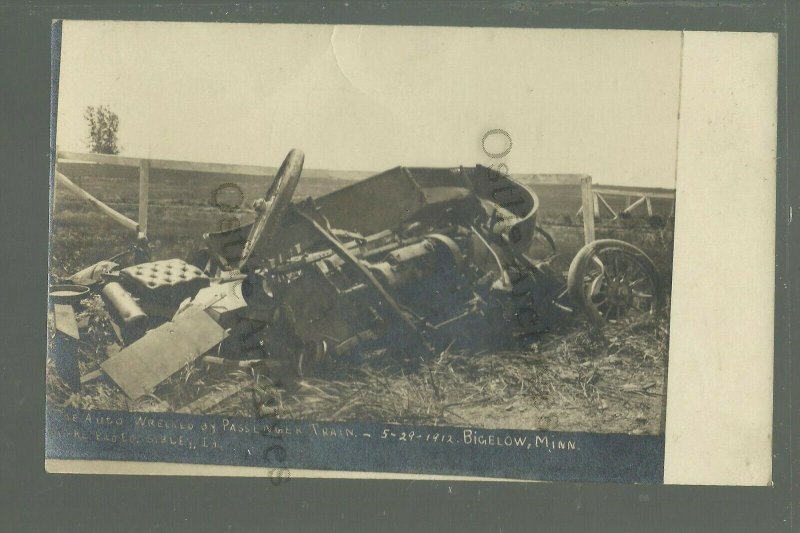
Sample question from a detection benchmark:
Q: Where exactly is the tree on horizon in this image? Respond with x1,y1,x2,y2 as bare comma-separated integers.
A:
84,105,121,155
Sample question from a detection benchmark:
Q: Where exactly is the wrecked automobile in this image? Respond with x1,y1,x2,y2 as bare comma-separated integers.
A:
53,149,664,400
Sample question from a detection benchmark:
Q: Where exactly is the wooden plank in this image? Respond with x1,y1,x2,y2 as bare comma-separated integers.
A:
595,191,618,219
54,170,139,232
200,356,281,370
58,150,273,177
580,176,595,244
152,158,272,177
513,173,587,186
80,369,104,385
101,307,227,400
645,196,653,216
53,304,79,340
57,161,267,183
593,185,675,199
621,195,648,215
138,159,150,237
56,161,139,180
176,380,252,414
57,150,142,167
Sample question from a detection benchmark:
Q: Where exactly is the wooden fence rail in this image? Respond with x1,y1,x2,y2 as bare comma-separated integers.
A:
55,151,675,246
576,185,676,221
55,151,276,240
54,170,139,232
57,150,273,177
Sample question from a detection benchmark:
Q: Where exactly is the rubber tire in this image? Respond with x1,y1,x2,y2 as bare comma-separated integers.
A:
567,239,663,327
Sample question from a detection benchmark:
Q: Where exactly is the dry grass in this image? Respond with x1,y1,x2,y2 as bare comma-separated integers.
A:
47,301,669,434
263,312,669,433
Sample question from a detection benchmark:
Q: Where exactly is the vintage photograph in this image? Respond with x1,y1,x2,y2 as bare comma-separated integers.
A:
46,21,691,481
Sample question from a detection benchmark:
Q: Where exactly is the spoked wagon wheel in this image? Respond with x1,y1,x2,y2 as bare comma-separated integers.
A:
567,239,664,327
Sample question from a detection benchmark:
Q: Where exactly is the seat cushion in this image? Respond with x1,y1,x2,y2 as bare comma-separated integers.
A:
120,259,210,305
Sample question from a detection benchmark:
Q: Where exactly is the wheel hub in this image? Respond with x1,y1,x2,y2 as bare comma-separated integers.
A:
605,278,632,305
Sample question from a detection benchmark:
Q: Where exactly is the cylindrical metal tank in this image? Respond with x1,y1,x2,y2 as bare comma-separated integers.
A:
102,281,148,328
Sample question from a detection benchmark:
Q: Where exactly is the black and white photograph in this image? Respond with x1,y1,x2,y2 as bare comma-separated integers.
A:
45,21,776,484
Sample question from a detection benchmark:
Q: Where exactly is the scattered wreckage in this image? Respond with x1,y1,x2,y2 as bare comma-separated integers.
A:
50,149,664,402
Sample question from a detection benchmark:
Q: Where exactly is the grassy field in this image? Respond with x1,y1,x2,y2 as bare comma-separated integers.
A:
48,171,674,435
49,174,360,277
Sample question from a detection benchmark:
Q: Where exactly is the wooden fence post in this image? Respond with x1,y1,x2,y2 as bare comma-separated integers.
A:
580,176,595,245
138,159,150,238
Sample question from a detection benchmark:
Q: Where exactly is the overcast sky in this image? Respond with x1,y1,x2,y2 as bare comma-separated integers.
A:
56,22,683,187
